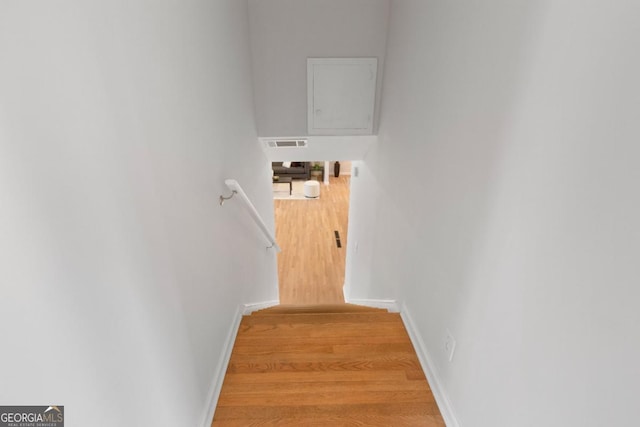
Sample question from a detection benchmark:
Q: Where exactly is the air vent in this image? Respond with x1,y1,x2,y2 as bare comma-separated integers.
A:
265,139,308,148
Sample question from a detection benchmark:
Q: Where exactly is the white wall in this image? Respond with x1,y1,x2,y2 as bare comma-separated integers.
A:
348,0,640,425
345,159,380,300
261,136,375,162
0,1,277,426
248,0,389,136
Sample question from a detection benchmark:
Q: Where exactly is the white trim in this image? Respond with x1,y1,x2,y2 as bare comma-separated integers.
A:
242,300,280,315
342,282,350,302
400,302,460,427
344,297,400,313
200,305,244,427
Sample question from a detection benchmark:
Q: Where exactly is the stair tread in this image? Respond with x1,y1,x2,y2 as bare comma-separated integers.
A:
213,414,445,427
242,311,401,326
251,303,388,315
213,403,444,422
214,305,443,426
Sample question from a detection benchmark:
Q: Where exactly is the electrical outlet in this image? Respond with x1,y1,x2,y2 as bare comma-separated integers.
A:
444,329,456,362
354,241,359,253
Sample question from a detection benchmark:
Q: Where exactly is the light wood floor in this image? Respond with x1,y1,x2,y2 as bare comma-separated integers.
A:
274,176,350,305
213,305,445,426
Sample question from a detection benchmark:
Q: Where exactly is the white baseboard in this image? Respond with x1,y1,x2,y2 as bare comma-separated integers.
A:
342,283,350,302
344,297,400,313
400,302,459,427
242,300,279,315
200,305,244,427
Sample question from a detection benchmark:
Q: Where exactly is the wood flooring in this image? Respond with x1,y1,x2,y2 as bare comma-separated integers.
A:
274,176,350,305
213,305,445,426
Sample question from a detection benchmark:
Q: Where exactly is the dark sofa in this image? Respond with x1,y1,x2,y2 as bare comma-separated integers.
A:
272,162,311,180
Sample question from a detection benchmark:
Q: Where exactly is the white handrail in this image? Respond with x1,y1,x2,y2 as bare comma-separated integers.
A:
220,179,281,252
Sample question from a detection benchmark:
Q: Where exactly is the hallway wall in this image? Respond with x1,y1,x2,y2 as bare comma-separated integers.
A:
0,1,277,425
348,1,640,425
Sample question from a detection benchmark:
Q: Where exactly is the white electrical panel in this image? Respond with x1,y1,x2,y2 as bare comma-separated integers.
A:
307,58,377,135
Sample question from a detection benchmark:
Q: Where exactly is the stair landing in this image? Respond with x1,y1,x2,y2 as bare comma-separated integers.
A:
213,305,445,426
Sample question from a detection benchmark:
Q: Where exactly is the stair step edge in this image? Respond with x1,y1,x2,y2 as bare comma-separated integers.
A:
252,304,388,315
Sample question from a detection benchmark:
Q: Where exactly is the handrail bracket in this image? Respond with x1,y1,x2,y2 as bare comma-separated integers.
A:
219,190,237,206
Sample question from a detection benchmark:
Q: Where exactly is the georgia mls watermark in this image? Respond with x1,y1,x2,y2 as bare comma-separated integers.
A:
0,406,64,427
